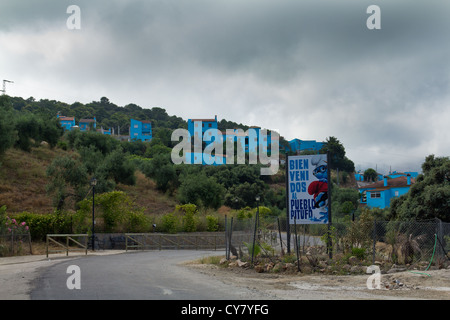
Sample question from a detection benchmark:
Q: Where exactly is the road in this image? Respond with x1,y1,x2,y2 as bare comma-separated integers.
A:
2,249,448,302
30,250,263,300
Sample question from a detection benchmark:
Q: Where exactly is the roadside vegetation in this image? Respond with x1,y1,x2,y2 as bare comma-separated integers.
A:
1,95,449,263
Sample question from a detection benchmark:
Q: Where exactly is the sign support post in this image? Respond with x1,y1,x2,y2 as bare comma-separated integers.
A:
285,154,291,254
327,152,333,259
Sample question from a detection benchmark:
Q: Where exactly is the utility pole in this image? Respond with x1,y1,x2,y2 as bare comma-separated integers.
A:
1,80,14,95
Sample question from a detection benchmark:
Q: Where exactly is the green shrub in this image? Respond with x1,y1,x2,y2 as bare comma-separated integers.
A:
351,247,366,260
13,211,81,241
127,210,150,233
161,213,178,234
244,241,261,257
176,204,198,232
205,215,219,232
77,191,147,233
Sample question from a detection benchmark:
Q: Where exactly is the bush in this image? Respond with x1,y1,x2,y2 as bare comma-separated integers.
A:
177,173,225,209
127,210,150,233
351,247,366,260
160,213,178,234
13,211,82,241
77,191,147,233
206,215,219,232
177,204,198,232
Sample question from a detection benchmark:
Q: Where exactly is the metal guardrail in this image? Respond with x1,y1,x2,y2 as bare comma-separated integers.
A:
46,234,89,257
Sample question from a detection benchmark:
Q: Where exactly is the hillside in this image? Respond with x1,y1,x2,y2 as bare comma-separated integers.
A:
0,95,359,218
0,145,177,215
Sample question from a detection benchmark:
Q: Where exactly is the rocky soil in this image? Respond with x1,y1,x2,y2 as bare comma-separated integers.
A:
185,253,450,300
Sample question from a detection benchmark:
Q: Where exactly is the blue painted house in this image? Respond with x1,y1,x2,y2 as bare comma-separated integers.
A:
187,115,218,144
186,116,274,165
79,117,96,132
359,175,414,209
287,139,324,154
57,115,76,131
222,126,273,156
387,171,419,179
129,119,152,142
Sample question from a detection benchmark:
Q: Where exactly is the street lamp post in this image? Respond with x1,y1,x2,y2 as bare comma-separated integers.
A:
91,177,97,251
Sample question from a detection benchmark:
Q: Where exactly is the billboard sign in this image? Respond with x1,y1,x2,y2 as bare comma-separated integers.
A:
287,154,329,224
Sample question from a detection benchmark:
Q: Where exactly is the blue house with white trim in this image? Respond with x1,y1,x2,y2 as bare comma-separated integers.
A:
359,175,414,209
129,119,152,142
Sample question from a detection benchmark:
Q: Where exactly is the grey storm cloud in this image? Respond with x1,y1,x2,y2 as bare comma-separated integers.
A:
1,0,449,173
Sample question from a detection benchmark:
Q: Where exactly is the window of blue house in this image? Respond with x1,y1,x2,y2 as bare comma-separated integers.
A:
370,192,381,198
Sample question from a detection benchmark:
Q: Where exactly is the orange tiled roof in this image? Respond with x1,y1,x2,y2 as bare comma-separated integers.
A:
363,176,415,190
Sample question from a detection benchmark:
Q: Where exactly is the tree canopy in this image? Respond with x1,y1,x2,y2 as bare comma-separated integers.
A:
389,155,450,222
320,136,355,172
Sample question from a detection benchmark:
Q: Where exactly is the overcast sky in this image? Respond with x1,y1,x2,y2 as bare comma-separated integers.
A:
1,0,449,174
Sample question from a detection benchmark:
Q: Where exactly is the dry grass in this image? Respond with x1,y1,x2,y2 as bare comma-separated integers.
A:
0,147,62,214
0,146,179,216
116,171,178,215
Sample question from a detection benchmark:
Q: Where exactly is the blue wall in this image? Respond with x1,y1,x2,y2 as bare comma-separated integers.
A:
287,139,324,154
130,119,152,142
79,117,96,132
57,115,76,131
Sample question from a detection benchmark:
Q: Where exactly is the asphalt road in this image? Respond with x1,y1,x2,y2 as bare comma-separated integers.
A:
30,250,259,300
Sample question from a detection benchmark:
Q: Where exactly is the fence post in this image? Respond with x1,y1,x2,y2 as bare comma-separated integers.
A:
437,218,444,259
229,217,234,257
277,217,283,253
225,215,229,260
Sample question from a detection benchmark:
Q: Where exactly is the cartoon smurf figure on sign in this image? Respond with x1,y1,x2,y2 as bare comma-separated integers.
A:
308,155,328,224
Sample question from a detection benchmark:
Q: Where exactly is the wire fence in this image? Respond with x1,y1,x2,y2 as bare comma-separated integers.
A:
0,231,33,257
1,212,449,269
225,215,450,268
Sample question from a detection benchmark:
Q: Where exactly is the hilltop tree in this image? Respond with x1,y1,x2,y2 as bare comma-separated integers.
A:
389,155,450,222
177,173,225,209
46,155,89,211
364,168,378,182
0,96,17,155
140,153,178,193
321,136,355,172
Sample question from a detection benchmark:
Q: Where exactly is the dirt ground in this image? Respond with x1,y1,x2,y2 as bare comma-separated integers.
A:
185,259,450,300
